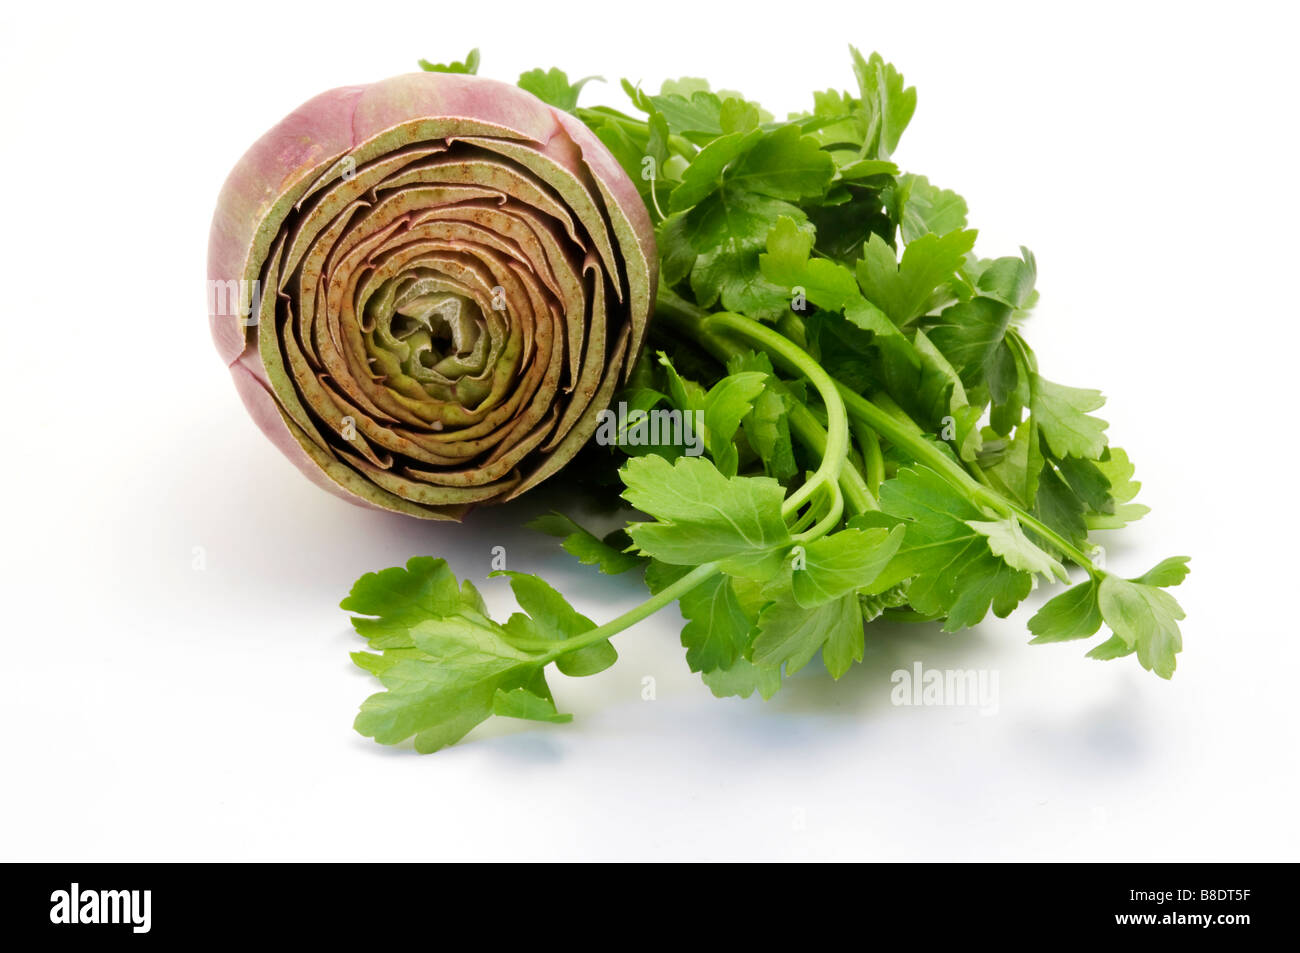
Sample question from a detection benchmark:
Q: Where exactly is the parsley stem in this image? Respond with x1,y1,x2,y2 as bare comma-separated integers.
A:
834,384,1100,574
854,421,885,495
539,561,722,661
787,403,876,513
654,286,872,516
697,311,849,519
793,481,844,543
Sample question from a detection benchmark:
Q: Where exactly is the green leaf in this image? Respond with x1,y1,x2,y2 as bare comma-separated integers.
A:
657,213,697,287
1133,556,1191,588
966,518,1068,582
872,466,1033,629
649,88,725,137
728,352,799,482
621,455,793,579
701,657,782,700
856,229,978,326
418,49,480,74
496,571,595,640
554,641,619,677
912,327,982,461
701,371,767,475
761,215,861,310
1096,447,1141,503
751,592,864,678
352,613,536,753
340,556,464,649
1085,634,1135,661
1097,574,1185,678
1033,464,1089,551
724,125,835,202
1027,578,1103,643
517,67,601,112
981,418,1043,509
974,249,1038,310
1056,455,1112,513
669,130,762,212
1086,448,1149,529
527,512,645,574
894,174,968,243
495,571,617,676
928,297,1014,390
849,47,916,160
1032,376,1109,460
682,192,811,320
678,574,755,673
493,686,573,724
791,525,905,607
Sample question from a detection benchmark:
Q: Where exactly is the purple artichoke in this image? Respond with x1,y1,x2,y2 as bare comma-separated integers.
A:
208,73,655,518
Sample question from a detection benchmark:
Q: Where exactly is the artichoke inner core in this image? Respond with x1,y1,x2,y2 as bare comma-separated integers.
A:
366,277,494,408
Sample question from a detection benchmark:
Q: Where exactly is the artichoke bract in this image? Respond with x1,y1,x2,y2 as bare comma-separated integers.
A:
207,73,656,519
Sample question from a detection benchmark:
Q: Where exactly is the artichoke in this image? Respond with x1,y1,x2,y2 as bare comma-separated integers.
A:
207,73,655,519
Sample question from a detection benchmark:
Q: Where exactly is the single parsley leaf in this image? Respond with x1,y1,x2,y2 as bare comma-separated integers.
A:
669,131,762,212
1032,376,1109,460
724,124,836,202
527,512,645,574
341,556,467,649
493,686,572,723
702,657,782,699
518,67,601,112
893,174,968,243
418,49,480,74
1097,574,1186,678
1086,448,1150,529
1133,556,1191,588
791,525,905,607
967,518,1069,582
1027,577,1104,643
856,229,978,326
761,215,861,310
928,297,1014,391
849,47,916,160
678,573,755,673
351,614,538,753
621,454,793,579
980,418,1043,509
701,371,767,475
1033,464,1089,550
751,591,864,678
495,571,617,676
1055,455,1112,513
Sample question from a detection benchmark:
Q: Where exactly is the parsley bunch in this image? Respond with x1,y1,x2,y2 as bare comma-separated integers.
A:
344,49,1189,753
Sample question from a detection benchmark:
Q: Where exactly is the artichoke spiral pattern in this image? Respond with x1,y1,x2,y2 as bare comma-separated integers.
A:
208,73,655,519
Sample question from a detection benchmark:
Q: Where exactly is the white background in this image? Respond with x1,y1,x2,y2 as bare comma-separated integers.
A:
1,0,1297,861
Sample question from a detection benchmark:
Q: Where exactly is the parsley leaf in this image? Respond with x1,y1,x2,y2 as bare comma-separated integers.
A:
1097,574,1186,678
418,49,480,74
518,67,602,112
751,591,864,678
871,467,1034,629
1032,376,1110,460
621,455,792,578
527,512,645,575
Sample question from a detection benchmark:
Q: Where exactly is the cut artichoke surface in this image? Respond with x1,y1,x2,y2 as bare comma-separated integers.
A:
208,73,656,518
